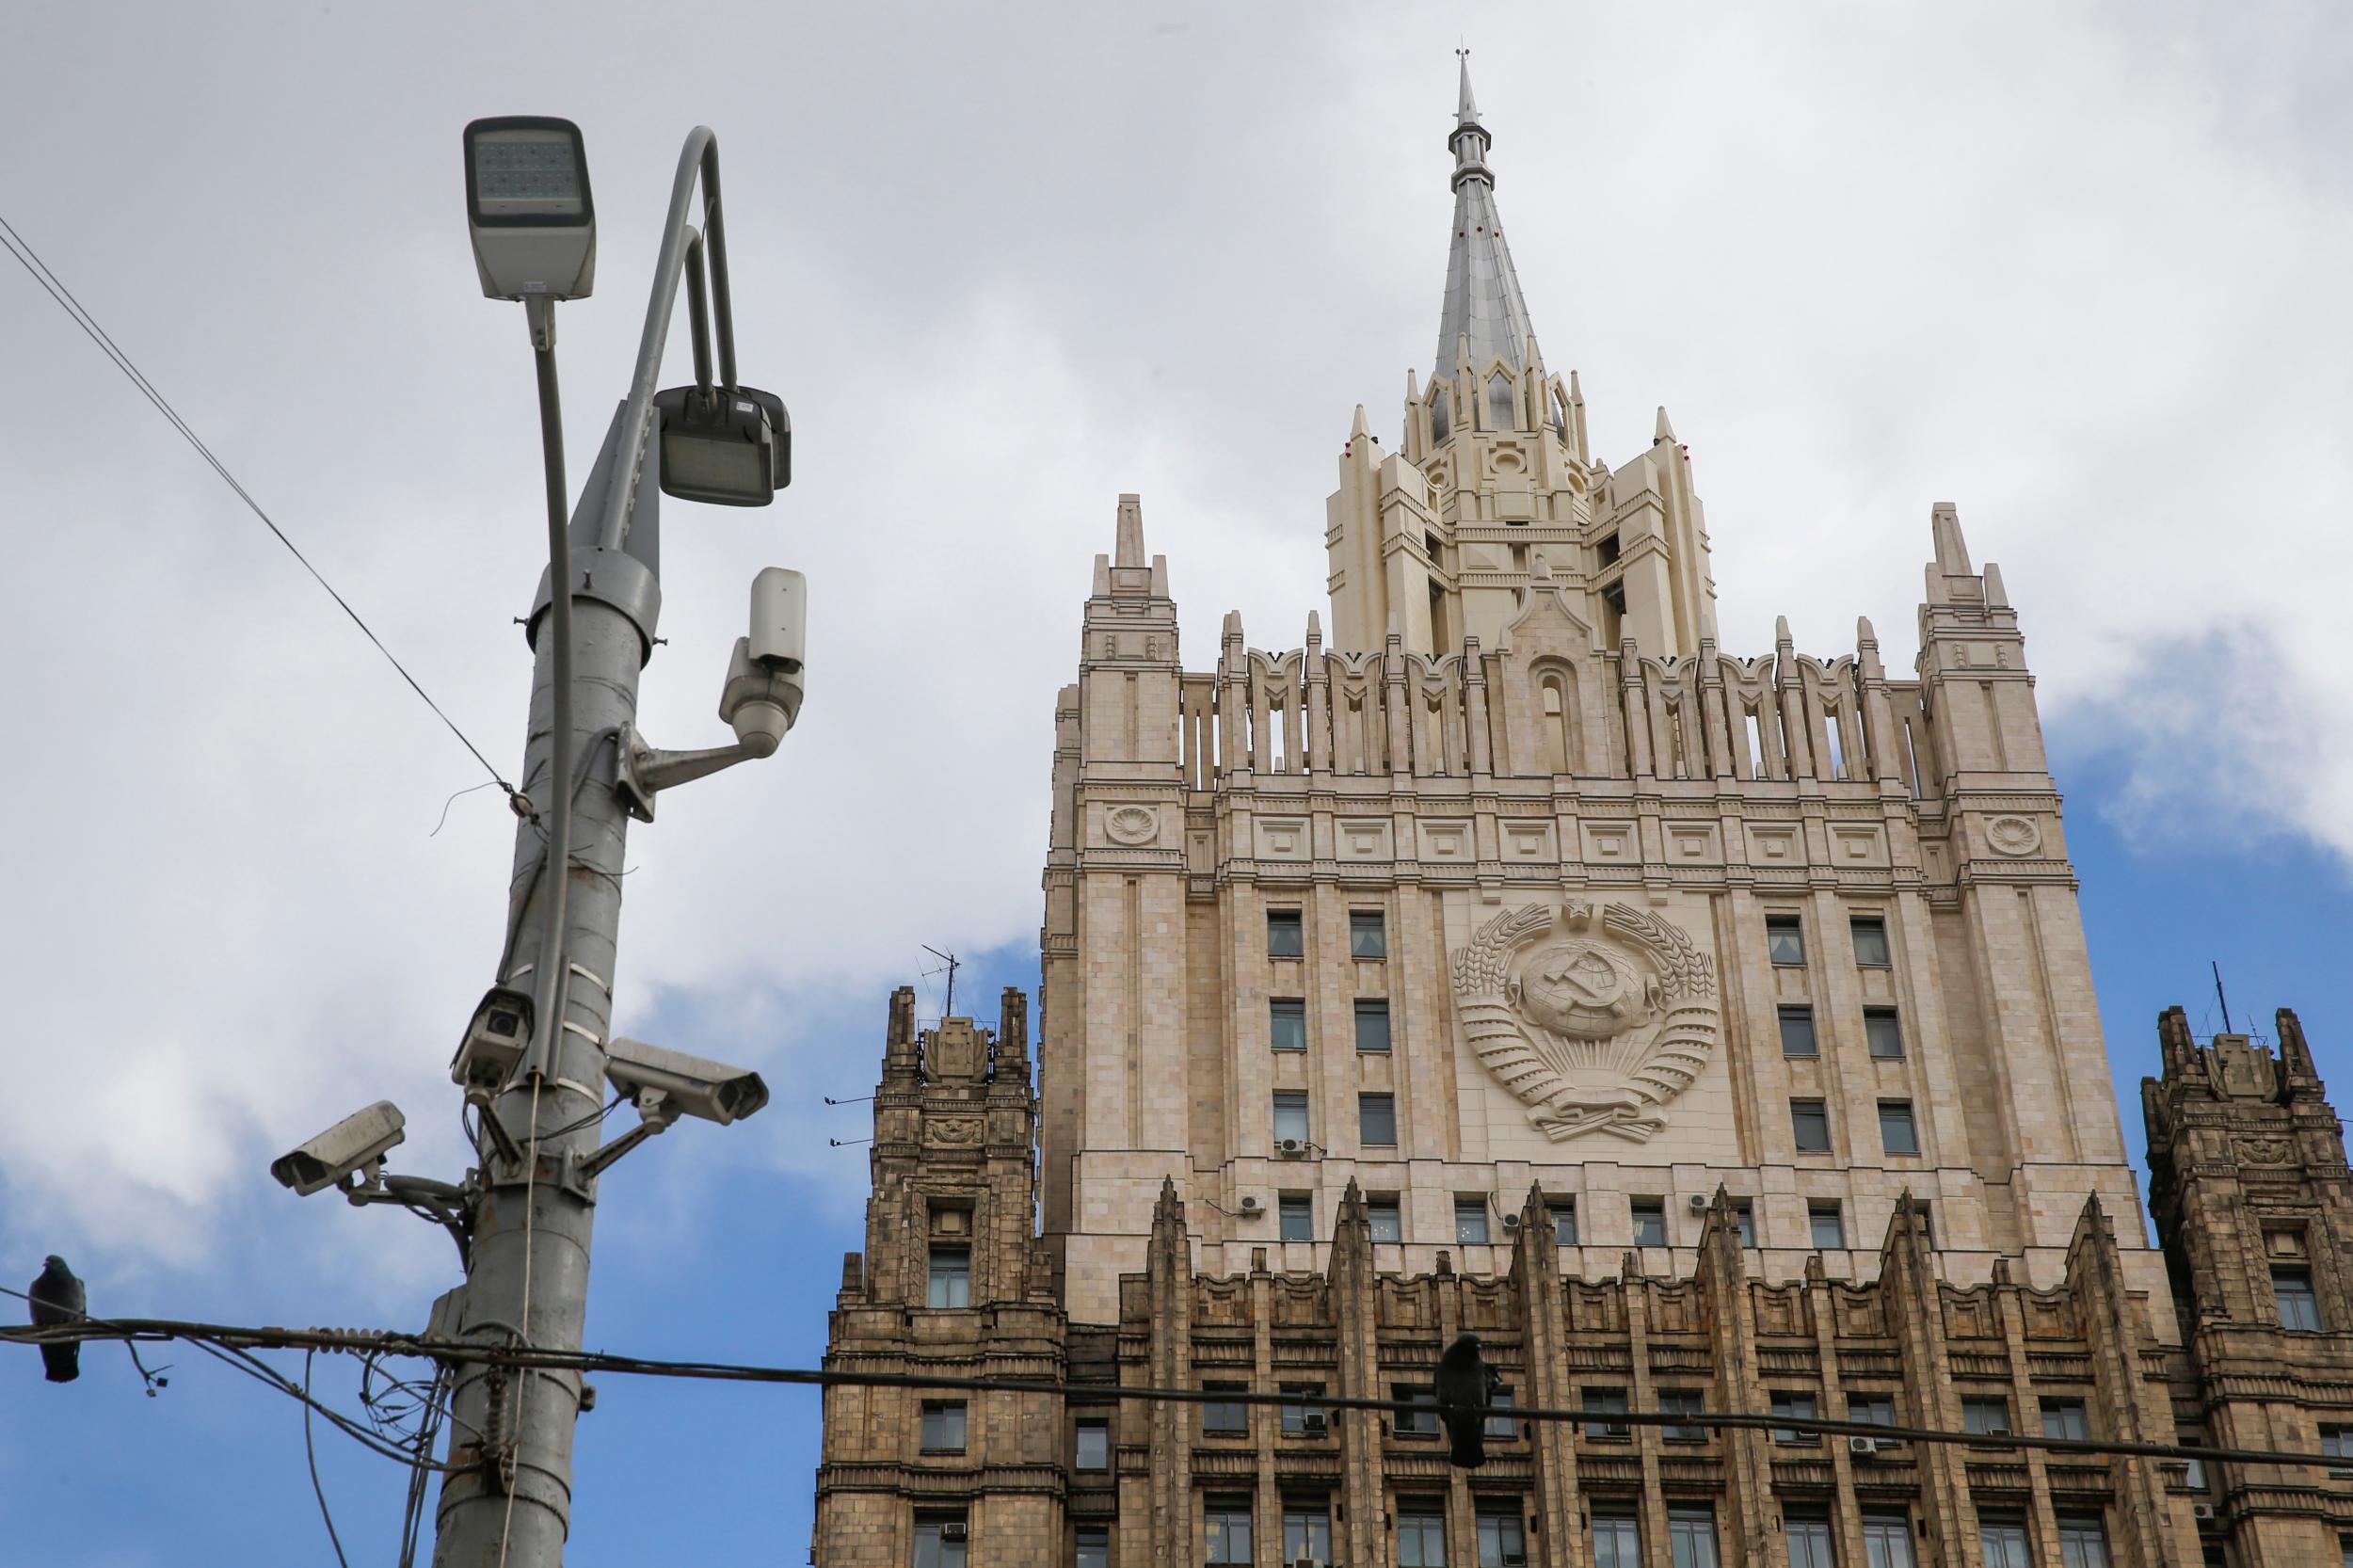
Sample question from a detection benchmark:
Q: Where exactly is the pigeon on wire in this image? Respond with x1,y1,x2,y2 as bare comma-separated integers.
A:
1434,1331,1502,1468
28,1256,86,1384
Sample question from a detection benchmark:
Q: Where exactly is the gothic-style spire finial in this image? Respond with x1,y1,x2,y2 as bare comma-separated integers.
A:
1433,56,1541,393
1113,492,1145,569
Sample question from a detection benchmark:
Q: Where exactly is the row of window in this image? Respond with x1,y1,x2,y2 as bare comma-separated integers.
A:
909,1502,2120,1568
1779,1003,1905,1060
1792,1096,1920,1157
1268,996,1391,1052
1769,913,1893,968
1267,908,1386,959
1265,1190,1880,1251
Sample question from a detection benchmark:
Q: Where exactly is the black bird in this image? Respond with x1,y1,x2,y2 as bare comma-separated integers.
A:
29,1256,86,1384
1434,1331,1502,1468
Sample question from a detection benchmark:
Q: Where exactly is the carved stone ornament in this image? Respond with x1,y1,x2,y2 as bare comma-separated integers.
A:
1985,815,2041,856
1103,805,1159,845
925,1115,984,1145
2234,1135,2294,1167
1450,901,1719,1143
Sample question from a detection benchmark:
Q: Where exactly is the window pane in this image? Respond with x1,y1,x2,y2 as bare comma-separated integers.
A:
1400,1512,1448,1568
1354,998,1392,1052
1851,918,1891,967
1593,1516,1641,1568
1368,1198,1402,1242
1770,1391,1817,1443
1202,1384,1247,1434
1360,1094,1397,1146
1267,910,1304,957
1767,917,1806,966
1075,1421,1108,1470
913,1518,967,1568
1785,1518,1835,1568
920,1402,966,1451
2041,1400,2089,1441
1849,1393,1895,1427
1476,1512,1526,1568
1668,1507,1721,1568
1455,1198,1490,1244
1279,1194,1313,1241
1734,1201,1755,1248
2057,1516,2112,1568
1270,998,1305,1050
1273,1091,1309,1144
2276,1268,2324,1331
1810,1202,1847,1249
1659,1387,1707,1441
927,1246,970,1308
1393,1384,1438,1435
1880,1100,1919,1155
1283,1509,1332,1563
1865,1008,1904,1059
1076,1527,1109,1568
1779,1006,1818,1057
1863,1514,1915,1568
1483,1388,1518,1440
1279,1384,1324,1434
1962,1397,2011,1435
1552,1202,1577,1246
1979,1519,2032,1568
1582,1386,1629,1438
1631,1199,1667,1247
1791,1100,1831,1153
1206,1506,1253,1565
1350,910,1386,958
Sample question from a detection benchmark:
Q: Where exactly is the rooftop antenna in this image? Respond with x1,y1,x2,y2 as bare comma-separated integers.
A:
2212,961,2233,1035
921,945,961,1019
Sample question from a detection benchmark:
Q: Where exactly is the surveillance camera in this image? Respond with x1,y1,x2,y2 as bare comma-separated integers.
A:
271,1100,408,1197
603,1037,769,1127
748,568,805,669
449,984,535,1098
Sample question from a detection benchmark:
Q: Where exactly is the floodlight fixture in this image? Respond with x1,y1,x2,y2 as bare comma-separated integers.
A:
464,116,596,302
653,382,790,506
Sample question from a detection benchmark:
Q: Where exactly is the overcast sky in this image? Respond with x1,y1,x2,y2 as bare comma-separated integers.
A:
5,3,2351,1562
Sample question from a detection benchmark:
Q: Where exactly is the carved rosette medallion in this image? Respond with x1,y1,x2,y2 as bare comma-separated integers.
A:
1985,815,2041,856
1104,805,1159,845
1450,901,1719,1143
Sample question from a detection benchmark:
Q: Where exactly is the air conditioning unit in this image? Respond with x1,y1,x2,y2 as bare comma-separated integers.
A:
1302,1412,1329,1436
1848,1435,1880,1458
1688,1193,1711,1211
1500,1212,1523,1233
1238,1195,1262,1215
939,1522,968,1543
2190,1503,2217,1523
1277,1138,1307,1158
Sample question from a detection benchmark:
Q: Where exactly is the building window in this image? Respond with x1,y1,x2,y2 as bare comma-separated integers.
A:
1849,1391,1896,1427
1779,1005,1818,1058
1962,1396,2012,1436
2056,1515,2113,1568
1455,1196,1491,1244
1810,1201,1847,1249
1076,1526,1109,1568
1592,1515,1641,1568
1791,1099,1832,1153
1879,1099,1919,1156
1862,1513,1916,1568
1511,541,1529,573
1201,1383,1248,1435
2041,1399,2090,1441
1851,916,1892,967
1914,1203,1936,1249
912,1513,968,1568
926,1245,970,1308
1279,1384,1325,1435
1732,1199,1756,1248
1631,1197,1668,1247
1350,909,1386,958
1400,1508,1449,1568
1596,532,1623,568
1769,1391,1818,1445
1979,1515,2032,1568
1429,384,1451,445
1865,1008,1905,1059
1658,1386,1708,1441
1583,1386,1631,1439
1367,1195,1402,1242
1540,677,1572,773
1476,1510,1526,1568
2276,1267,2324,1331
1484,1386,1520,1441
1359,1093,1397,1147
1354,998,1392,1052
1487,368,1518,431
919,1400,967,1453
2321,1424,2353,1477
1273,1090,1309,1146
2179,1431,2207,1492
1667,1506,1721,1568
1267,908,1304,957
1204,1499,1253,1566
1785,1513,1835,1568
1552,1201,1578,1246
1767,915,1806,966
1279,1192,1314,1241
1075,1418,1109,1471
1270,997,1306,1051
1283,1505,1332,1567
1392,1384,1439,1437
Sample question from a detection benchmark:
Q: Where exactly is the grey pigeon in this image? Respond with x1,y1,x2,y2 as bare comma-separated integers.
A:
1434,1331,1501,1468
28,1256,85,1383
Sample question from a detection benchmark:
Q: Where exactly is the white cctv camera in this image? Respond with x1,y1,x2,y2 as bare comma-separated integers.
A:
604,1037,770,1127
449,984,535,1100
271,1100,408,1197
718,568,806,753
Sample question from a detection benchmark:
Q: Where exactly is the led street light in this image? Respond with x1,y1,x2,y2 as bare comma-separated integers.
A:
653,383,790,506
464,116,596,301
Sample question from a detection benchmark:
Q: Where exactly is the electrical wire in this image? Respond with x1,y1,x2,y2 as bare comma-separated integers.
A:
0,213,518,810
303,1350,354,1568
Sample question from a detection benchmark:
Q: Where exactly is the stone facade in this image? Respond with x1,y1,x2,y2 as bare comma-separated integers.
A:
809,65,2353,1568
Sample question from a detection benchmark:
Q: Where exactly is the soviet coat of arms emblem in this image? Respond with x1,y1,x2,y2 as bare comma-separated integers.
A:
1450,901,1718,1142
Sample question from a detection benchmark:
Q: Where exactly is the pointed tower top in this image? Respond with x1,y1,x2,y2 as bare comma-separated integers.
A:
1654,405,1676,444
1114,492,1145,569
1350,403,1370,440
1434,57,1541,390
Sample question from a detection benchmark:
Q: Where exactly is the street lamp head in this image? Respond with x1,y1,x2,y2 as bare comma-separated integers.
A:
464,116,596,301
653,383,790,506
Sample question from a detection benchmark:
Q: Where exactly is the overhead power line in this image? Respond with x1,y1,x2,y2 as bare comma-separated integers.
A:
0,212,518,809
4,1309,2336,1474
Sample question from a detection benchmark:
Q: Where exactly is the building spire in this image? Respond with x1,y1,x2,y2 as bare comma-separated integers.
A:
1434,53,1540,388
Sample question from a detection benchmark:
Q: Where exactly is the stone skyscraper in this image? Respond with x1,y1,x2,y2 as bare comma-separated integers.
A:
812,64,2353,1568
